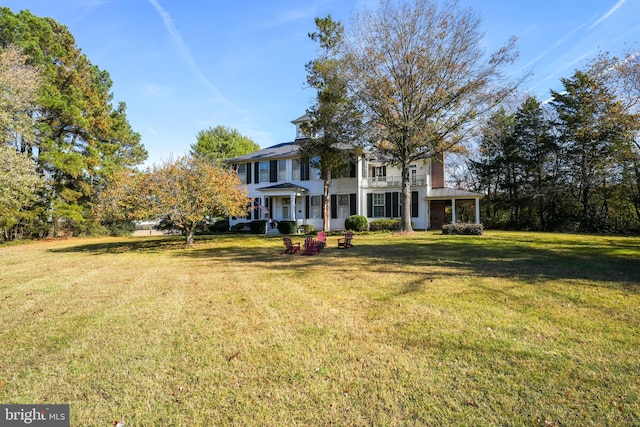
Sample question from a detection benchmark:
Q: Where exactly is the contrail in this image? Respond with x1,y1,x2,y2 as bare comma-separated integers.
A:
589,0,626,30
147,0,225,101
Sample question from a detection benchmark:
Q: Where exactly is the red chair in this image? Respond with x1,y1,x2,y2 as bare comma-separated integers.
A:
316,231,327,249
338,232,354,249
303,237,321,255
282,237,300,254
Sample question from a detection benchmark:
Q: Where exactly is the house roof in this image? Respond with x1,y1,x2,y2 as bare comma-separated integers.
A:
256,183,309,193
227,141,301,162
428,187,484,199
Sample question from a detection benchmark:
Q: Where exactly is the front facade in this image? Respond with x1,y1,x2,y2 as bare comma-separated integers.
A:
228,117,482,231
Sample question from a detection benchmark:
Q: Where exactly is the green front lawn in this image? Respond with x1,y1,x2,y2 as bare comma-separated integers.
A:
0,231,638,426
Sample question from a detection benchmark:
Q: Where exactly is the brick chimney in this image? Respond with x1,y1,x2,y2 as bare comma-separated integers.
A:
431,152,445,188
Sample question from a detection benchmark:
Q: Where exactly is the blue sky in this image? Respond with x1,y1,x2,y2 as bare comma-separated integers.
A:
3,0,639,167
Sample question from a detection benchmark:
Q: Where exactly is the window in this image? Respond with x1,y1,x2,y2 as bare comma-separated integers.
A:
278,159,286,181
337,194,350,218
309,195,322,219
292,158,310,180
310,156,320,180
259,161,269,183
373,193,385,217
292,158,300,180
237,163,246,183
373,166,386,182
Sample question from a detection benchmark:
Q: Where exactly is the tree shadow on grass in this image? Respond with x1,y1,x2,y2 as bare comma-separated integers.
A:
350,237,640,292
48,236,187,254
49,234,640,293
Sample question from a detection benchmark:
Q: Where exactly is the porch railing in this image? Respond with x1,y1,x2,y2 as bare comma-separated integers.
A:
362,174,428,188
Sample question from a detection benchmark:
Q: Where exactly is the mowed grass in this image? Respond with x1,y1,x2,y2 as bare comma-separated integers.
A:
0,231,638,426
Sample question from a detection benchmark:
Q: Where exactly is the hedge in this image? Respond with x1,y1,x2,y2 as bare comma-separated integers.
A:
277,220,298,234
442,223,484,235
249,220,267,234
369,218,401,232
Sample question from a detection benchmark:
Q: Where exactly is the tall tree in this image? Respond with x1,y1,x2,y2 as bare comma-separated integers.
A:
551,70,638,231
469,108,514,227
512,97,559,229
345,0,521,231
190,125,259,165
0,8,147,237
300,15,363,231
95,156,248,245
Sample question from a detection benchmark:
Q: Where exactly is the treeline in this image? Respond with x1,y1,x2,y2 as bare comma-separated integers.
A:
0,8,147,240
468,55,640,233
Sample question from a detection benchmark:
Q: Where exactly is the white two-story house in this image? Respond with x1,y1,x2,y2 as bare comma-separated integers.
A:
228,115,482,231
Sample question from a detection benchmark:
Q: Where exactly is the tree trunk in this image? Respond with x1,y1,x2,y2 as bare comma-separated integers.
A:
400,163,413,232
184,225,195,245
323,175,331,231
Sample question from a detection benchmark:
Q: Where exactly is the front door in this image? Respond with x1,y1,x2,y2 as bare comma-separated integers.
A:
281,197,291,220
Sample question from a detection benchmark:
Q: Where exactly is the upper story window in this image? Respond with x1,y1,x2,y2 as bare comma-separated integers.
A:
237,163,247,183
292,157,310,181
278,159,286,181
259,161,269,183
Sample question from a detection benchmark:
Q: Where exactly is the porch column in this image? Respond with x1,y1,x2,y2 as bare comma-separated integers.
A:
426,199,431,229
451,198,456,223
290,194,296,221
475,198,480,225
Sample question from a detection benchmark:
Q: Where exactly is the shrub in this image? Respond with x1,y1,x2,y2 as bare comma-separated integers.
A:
369,218,401,232
209,219,229,233
249,220,267,234
277,221,298,234
442,223,484,235
300,224,314,234
345,215,368,232
230,222,250,232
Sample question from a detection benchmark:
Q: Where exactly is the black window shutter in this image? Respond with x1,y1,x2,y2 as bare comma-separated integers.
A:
269,160,277,182
305,196,310,219
302,158,310,180
349,160,356,178
392,192,399,218
382,166,387,177
246,162,252,184
367,194,373,217
350,193,356,215
411,191,419,217
331,195,337,218
385,192,392,217
254,162,260,184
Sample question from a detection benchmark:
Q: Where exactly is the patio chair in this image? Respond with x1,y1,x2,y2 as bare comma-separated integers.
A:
303,237,321,255
282,237,301,254
338,232,354,249
316,231,327,249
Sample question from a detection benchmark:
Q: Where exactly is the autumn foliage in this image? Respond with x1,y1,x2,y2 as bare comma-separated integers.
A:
95,156,248,244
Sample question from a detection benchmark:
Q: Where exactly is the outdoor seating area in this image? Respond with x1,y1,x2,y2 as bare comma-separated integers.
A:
281,231,353,255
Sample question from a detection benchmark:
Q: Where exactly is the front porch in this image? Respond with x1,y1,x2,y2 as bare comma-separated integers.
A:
427,188,483,229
